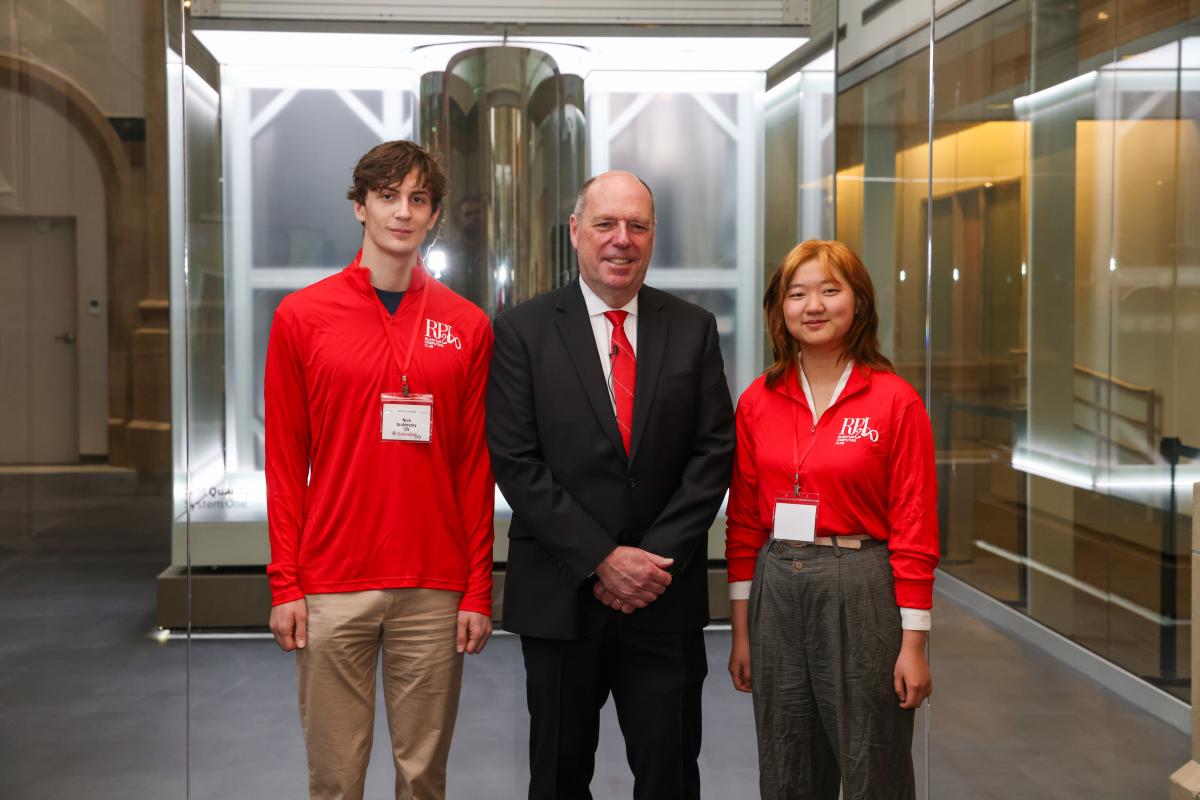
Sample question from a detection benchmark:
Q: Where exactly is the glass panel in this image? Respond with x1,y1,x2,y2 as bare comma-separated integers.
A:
764,55,836,264
225,74,417,473
835,10,932,797
249,87,282,116
607,92,739,270
836,48,931,384
592,78,761,397
0,0,184,796
252,289,289,469
929,0,1034,618
924,0,1198,707
670,287,738,389
251,90,406,268
764,52,835,365
1101,0,1198,697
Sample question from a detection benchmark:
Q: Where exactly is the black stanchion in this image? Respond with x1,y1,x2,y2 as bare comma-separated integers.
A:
1158,437,1199,681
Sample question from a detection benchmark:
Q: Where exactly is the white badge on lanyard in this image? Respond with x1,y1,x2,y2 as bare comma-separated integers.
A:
381,392,434,443
772,492,819,542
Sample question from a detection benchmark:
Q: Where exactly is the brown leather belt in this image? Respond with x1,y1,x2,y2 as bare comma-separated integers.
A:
775,533,871,550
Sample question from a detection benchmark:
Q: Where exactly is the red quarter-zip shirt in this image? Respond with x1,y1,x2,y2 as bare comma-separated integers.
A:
264,251,495,614
725,363,939,609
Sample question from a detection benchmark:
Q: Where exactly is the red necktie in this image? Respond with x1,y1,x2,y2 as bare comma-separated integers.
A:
604,310,636,454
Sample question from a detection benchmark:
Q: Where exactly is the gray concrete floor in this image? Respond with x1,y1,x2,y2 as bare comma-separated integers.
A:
0,477,1190,799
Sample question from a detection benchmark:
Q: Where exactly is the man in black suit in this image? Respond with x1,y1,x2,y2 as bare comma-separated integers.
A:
486,171,735,800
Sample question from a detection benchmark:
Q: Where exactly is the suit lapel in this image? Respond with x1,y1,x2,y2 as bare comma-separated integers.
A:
629,287,668,463
555,282,627,458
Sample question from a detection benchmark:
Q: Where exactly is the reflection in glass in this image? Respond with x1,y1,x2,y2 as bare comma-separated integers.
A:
832,0,1200,703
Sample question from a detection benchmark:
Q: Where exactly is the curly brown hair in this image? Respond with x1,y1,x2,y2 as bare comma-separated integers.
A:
346,140,448,212
762,239,894,387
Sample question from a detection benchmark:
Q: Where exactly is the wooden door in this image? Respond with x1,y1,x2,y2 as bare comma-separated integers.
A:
0,216,78,464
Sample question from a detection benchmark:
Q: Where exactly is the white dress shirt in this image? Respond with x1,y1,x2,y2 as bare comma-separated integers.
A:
729,357,931,631
579,279,638,414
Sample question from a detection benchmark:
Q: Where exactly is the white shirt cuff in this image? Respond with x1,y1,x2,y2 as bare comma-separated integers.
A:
900,607,931,631
729,581,751,601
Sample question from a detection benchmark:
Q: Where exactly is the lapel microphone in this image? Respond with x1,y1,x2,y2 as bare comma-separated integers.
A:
610,344,619,357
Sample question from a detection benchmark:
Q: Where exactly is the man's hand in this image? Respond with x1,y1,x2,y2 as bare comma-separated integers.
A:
269,597,308,652
894,630,932,709
456,611,493,655
593,580,636,614
594,546,674,609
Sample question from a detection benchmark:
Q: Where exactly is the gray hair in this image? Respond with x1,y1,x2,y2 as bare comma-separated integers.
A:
572,172,656,220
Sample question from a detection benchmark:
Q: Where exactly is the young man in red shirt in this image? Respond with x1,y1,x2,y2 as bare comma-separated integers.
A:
265,140,494,800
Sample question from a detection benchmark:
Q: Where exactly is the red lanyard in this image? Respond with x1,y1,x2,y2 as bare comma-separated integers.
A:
790,403,820,495
375,279,428,397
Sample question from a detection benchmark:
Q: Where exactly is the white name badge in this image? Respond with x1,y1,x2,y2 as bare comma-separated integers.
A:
381,392,434,443
772,493,819,542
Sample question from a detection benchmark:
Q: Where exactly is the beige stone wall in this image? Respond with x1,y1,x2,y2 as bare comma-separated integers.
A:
0,84,109,454
0,0,144,116
0,0,170,470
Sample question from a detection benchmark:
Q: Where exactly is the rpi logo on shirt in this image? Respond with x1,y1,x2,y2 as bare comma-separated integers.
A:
836,416,879,445
424,318,462,350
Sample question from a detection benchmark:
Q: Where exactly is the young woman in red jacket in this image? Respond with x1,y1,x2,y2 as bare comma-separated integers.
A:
725,240,939,799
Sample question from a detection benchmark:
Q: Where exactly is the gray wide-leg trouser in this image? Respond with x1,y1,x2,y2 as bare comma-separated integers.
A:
749,539,915,800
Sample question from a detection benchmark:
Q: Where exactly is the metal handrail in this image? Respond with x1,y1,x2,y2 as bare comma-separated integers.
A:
1008,349,1156,395
1008,348,1161,462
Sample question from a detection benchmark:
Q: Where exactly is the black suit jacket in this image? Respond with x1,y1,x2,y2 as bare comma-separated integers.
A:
486,280,735,640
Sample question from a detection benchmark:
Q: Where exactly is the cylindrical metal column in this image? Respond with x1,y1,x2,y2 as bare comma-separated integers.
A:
421,47,585,316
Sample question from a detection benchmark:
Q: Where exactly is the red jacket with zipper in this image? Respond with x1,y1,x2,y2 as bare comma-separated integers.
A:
264,252,495,614
725,363,939,609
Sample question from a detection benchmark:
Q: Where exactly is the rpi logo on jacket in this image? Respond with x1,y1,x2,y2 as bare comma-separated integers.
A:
836,416,879,445
424,318,462,350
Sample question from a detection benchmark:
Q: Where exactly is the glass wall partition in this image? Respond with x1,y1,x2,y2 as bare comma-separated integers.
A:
824,2,1200,794
764,50,836,267
918,0,1199,703
834,19,935,797
0,0,184,796
836,45,932,389
588,70,765,396
832,0,1198,709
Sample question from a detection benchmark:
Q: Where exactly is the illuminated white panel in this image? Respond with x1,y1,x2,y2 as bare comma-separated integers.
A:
193,29,806,73
191,0,808,25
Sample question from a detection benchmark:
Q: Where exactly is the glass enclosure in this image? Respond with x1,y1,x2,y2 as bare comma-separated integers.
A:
830,0,1199,703
0,0,183,796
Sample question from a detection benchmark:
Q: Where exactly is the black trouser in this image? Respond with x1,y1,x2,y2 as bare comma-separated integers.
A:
520,618,707,800
750,539,915,800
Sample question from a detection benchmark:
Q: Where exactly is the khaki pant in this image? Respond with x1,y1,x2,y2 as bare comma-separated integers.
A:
297,588,464,800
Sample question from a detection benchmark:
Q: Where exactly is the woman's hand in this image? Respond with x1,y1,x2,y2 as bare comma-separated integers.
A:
893,629,932,709
728,598,753,693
